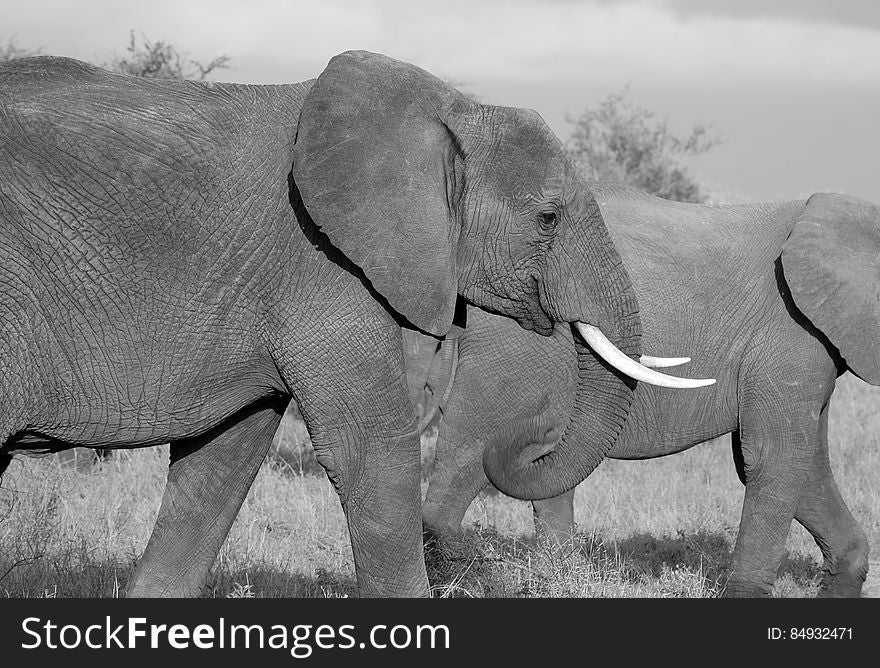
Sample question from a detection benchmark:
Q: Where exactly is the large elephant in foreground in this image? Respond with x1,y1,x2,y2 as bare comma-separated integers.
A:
0,52,704,597
421,183,879,597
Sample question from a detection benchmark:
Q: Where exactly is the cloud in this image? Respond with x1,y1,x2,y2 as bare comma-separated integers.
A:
663,0,880,31
383,0,880,87
3,0,880,87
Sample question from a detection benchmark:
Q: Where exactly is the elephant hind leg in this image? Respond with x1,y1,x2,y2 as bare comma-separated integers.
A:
126,396,285,598
794,405,868,598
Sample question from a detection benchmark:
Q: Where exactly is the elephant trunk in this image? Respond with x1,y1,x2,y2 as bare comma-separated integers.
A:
483,324,637,501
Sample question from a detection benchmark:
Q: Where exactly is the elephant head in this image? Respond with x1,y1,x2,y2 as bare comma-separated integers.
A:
293,51,710,500
294,50,625,339
293,52,708,359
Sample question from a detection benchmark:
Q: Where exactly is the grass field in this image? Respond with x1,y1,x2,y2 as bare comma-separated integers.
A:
1,373,878,598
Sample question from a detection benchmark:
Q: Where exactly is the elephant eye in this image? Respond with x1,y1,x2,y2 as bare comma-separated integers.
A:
538,210,558,229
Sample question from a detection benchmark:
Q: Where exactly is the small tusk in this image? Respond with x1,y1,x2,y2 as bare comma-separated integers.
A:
576,323,715,389
640,355,690,368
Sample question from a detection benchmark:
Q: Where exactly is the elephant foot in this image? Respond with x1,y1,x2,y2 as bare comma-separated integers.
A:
423,523,472,560
817,547,869,598
534,528,579,559
818,574,865,598
127,571,205,598
721,578,774,598
423,523,509,597
862,561,880,598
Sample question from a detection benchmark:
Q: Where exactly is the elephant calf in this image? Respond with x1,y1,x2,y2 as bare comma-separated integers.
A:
418,183,878,598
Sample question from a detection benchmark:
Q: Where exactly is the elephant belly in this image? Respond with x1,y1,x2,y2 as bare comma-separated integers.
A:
608,383,737,459
3,352,280,453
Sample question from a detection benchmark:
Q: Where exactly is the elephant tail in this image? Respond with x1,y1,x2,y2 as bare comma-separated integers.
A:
417,336,459,433
780,193,880,385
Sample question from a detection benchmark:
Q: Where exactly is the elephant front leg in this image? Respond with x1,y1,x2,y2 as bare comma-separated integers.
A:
532,489,576,549
126,397,285,597
335,429,426,597
280,331,429,597
422,425,490,542
302,407,427,597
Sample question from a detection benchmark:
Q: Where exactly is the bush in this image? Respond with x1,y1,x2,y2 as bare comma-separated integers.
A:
566,86,721,203
101,31,230,80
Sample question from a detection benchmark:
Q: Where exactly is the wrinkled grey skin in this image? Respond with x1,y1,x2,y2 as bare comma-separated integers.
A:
419,183,880,597
402,328,458,433
0,52,641,597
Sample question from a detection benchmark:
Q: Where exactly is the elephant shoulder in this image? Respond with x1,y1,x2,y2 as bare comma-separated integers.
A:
781,193,880,384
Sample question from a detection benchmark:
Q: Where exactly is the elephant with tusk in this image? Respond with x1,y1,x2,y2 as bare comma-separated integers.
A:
416,183,880,598
0,51,709,597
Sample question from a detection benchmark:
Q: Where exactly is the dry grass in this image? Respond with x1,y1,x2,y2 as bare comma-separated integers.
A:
1,374,878,597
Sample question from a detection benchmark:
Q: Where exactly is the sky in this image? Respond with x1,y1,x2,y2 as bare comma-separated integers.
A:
3,0,880,204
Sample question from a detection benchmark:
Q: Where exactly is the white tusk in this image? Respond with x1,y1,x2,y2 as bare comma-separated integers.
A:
640,355,690,368
576,323,715,389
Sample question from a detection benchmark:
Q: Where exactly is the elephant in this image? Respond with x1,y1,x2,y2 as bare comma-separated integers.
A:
419,182,879,597
0,51,705,597
402,329,458,433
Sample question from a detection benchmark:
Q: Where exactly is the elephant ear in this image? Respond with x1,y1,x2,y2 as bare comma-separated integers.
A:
781,192,880,384
292,50,467,337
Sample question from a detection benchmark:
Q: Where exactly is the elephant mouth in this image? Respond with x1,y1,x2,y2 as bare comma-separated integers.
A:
524,276,555,336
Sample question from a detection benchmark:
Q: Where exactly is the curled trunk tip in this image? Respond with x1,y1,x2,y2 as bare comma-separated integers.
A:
483,415,577,500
